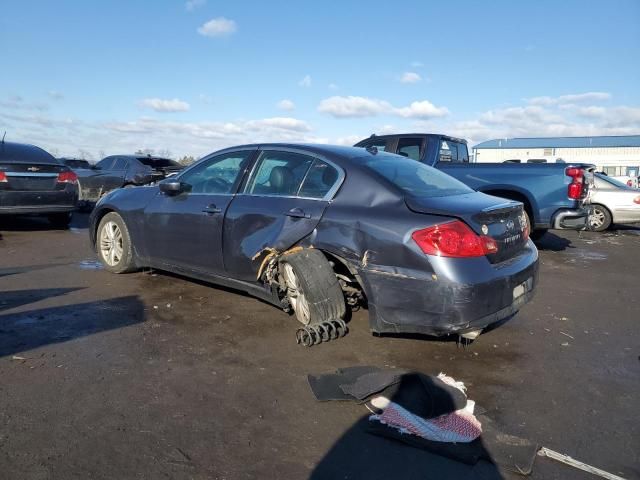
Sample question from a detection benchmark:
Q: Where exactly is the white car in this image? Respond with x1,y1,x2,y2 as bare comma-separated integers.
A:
589,174,640,231
611,175,639,189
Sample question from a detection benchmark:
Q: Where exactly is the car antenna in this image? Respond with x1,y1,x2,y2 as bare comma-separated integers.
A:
1,131,5,144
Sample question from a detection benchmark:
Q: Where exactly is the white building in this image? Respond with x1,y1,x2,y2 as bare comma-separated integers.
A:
472,135,640,177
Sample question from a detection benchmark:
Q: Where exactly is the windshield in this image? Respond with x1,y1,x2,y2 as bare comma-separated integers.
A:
361,152,473,198
595,173,633,189
137,157,181,168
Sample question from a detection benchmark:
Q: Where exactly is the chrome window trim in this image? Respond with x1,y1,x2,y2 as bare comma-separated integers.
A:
242,147,345,202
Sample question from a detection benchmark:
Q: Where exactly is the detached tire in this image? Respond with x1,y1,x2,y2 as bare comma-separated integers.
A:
48,212,72,229
96,212,136,273
280,249,346,325
590,204,612,232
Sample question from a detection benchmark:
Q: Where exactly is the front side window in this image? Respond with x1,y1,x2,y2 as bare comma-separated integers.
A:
456,143,470,162
397,137,423,161
112,157,128,170
245,151,314,197
180,151,252,194
363,152,473,198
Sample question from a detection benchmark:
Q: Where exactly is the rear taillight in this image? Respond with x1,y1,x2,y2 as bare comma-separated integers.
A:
566,167,585,200
634,196,640,205
522,214,530,241
412,220,498,258
628,180,633,187
0,171,7,183
57,171,78,184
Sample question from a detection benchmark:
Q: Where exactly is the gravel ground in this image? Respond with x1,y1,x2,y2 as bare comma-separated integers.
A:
1,214,638,479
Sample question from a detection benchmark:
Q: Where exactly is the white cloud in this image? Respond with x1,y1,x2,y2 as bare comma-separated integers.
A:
277,99,295,111
197,17,237,37
246,117,310,132
527,92,611,106
298,75,312,87
395,100,449,118
410,61,423,68
317,96,449,119
318,96,390,118
400,72,421,84
139,98,190,112
328,83,339,90
185,0,206,11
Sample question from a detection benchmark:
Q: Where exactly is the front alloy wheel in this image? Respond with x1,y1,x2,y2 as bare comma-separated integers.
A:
96,212,136,273
100,221,124,267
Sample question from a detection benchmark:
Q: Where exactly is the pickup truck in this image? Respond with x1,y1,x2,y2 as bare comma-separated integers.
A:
354,133,594,238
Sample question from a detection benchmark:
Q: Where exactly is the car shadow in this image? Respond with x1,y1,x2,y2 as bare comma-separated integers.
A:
532,232,573,251
310,375,508,480
0,287,83,313
0,212,89,232
0,295,145,358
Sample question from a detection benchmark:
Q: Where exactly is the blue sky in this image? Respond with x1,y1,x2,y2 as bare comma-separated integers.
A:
1,0,639,159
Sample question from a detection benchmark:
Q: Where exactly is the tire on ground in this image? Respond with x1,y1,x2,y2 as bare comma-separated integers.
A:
279,249,346,325
590,204,612,232
96,212,136,273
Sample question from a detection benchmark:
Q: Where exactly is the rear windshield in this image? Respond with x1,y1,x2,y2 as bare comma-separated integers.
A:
361,152,473,198
137,157,181,168
595,174,633,190
0,143,58,164
63,159,91,169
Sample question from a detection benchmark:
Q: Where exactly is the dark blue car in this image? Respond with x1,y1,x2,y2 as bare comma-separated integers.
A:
90,144,538,338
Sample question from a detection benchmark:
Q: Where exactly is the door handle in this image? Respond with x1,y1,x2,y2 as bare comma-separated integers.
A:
285,208,310,219
202,204,222,214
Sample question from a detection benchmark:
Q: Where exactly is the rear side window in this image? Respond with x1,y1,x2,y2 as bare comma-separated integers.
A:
363,153,473,198
245,151,314,197
438,141,458,162
95,157,115,170
298,160,341,199
397,137,423,161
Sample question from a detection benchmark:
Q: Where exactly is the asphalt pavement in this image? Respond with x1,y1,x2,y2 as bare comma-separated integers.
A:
0,214,638,480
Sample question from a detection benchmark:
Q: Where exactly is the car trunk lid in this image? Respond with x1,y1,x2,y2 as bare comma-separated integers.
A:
405,192,529,263
0,162,67,191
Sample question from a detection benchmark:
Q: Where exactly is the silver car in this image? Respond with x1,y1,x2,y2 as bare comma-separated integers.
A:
589,174,640,231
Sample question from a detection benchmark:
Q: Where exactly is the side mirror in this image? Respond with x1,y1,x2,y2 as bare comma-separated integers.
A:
159,179,184,195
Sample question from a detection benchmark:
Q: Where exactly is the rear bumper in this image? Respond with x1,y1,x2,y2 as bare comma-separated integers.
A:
551,207,589,230
0,189,78,215
358,242,539,336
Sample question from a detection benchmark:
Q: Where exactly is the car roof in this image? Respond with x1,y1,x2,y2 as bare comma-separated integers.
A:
0,141,57,163
214,143,382,162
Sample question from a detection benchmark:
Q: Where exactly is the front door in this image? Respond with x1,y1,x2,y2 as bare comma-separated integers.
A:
142,150,256,275
223,149,343,282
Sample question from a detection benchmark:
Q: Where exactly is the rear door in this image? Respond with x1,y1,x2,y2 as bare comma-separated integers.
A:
223,148,343,282
142,150,256,274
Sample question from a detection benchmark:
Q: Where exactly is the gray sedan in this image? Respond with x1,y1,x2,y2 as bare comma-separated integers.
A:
589,174,640,231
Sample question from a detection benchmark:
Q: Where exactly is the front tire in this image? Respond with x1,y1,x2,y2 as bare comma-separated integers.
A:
280,250,346,325
96,212,136,273
589,204,612,232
